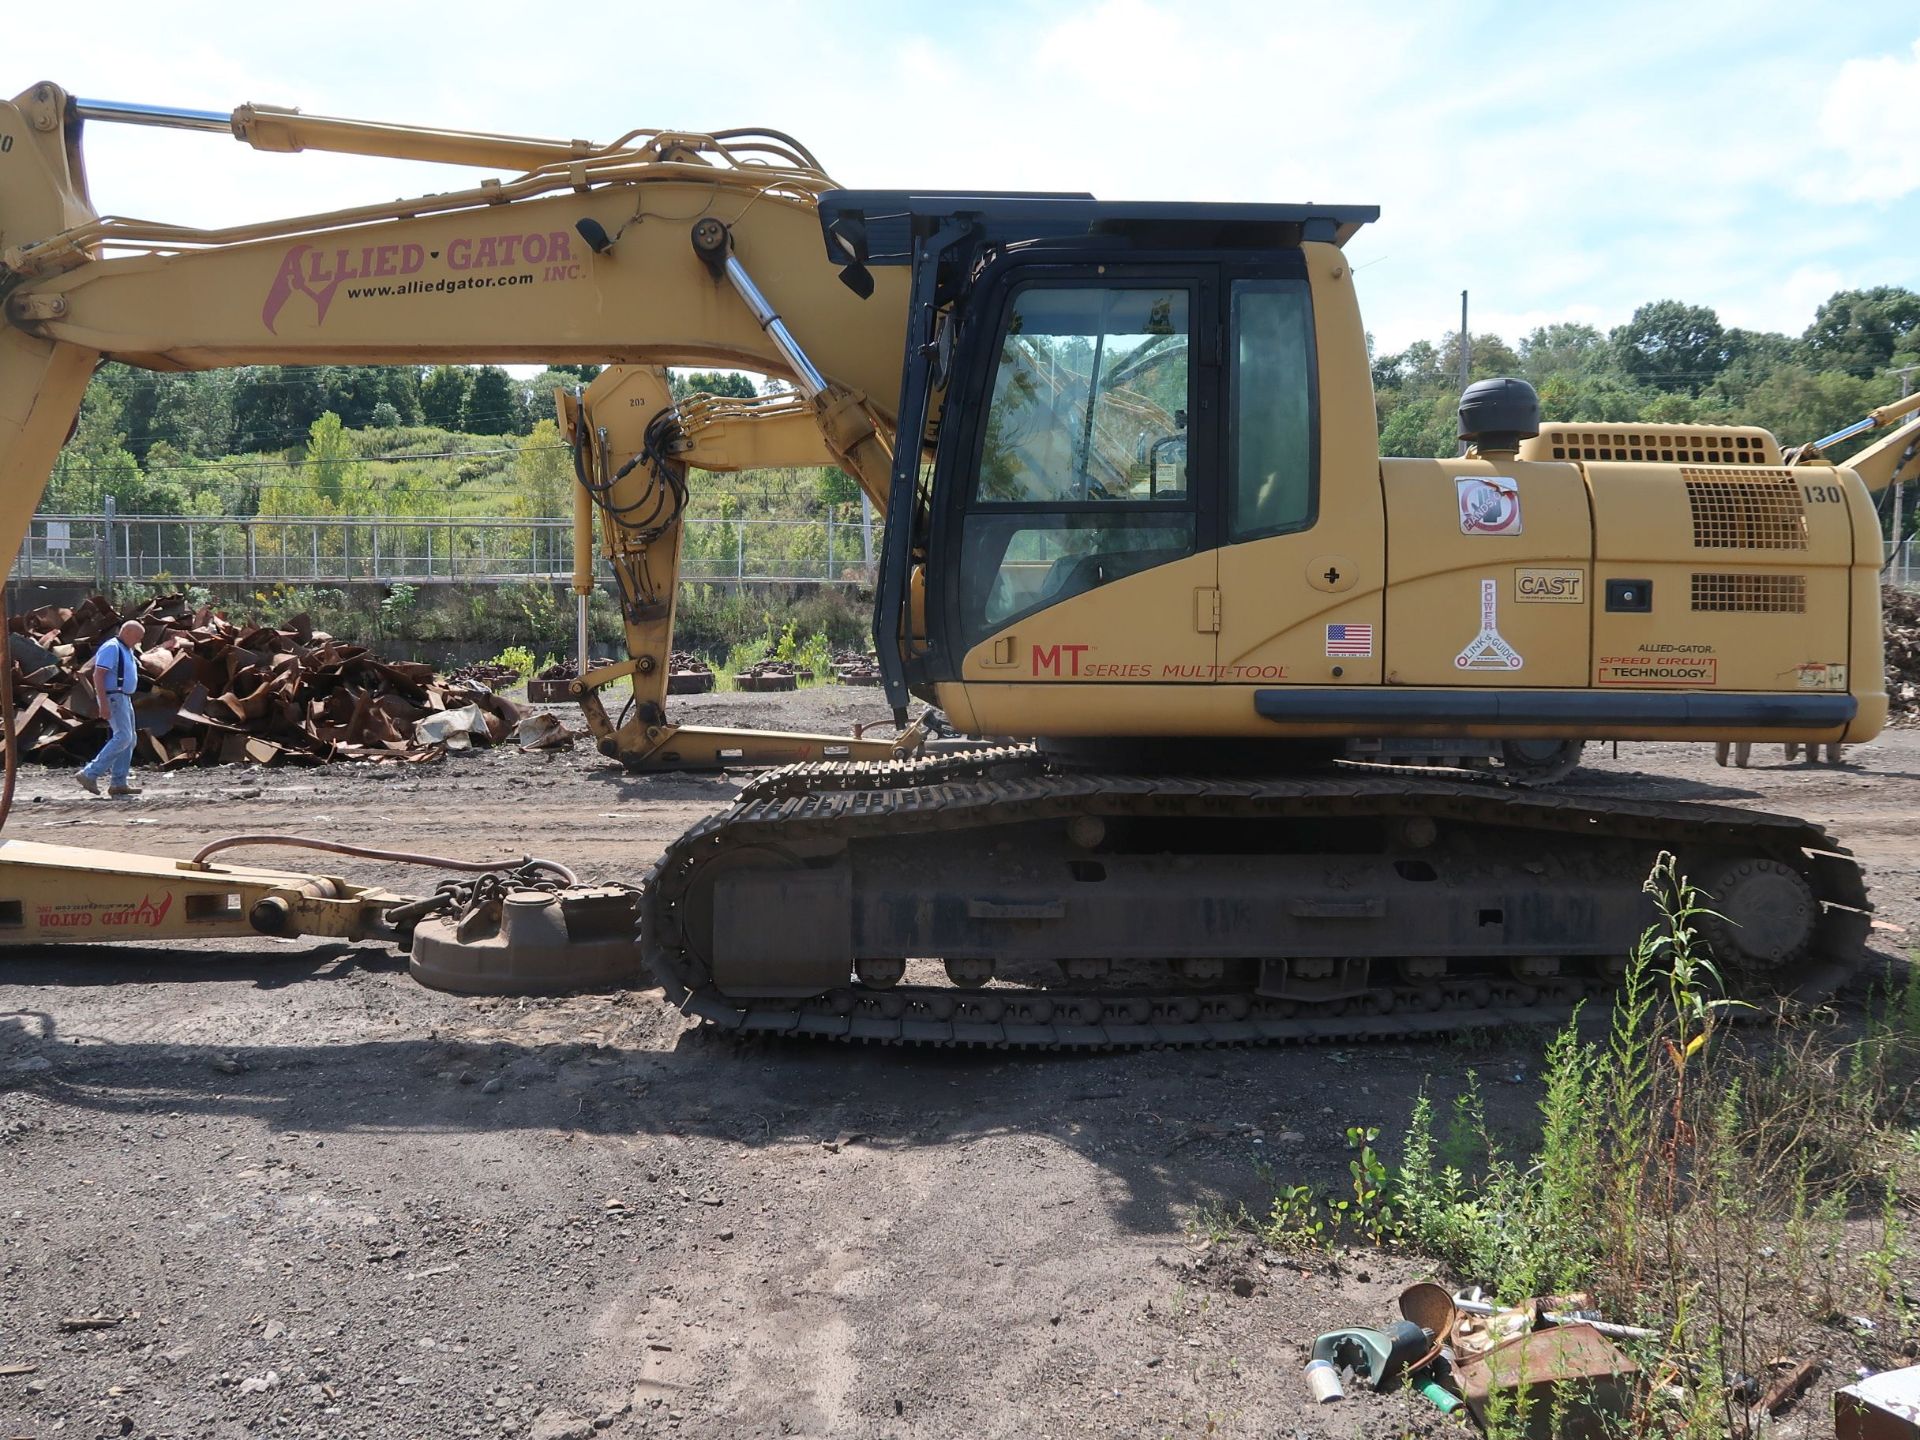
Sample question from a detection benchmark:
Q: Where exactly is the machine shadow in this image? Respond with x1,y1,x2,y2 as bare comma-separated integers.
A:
0,942,405,987
0,968,1518,1238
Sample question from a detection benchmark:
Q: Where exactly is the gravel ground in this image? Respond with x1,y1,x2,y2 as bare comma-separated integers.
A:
2,694,1917,1439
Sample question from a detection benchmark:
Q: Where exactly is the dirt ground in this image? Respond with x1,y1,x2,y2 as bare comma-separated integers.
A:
3,694,1917,1440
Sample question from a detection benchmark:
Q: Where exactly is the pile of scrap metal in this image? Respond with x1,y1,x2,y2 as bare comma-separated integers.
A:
7,592,520,767
1308,1282,1648,1436
831,648,881,686
733,657,799,692
666,651,715,695
442,658,523,692
1887,583,1919,725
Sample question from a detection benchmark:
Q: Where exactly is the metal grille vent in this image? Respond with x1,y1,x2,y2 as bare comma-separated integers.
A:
1525,426,1780,465
1690,573,1807,613
1682,470,1807,550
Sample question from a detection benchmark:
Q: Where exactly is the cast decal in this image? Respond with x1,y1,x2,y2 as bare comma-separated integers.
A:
1514,568,1583,603
1325,623,1373,658
1455,579,1523,670
1457,477,1523,536
1597,644,1717,686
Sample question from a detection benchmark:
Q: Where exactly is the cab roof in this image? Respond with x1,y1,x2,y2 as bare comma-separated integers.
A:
817,190,1379,266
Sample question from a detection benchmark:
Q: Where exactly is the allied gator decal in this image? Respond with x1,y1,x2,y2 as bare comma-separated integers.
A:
262,229,582,332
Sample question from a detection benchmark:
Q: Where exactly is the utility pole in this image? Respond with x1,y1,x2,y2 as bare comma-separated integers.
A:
1457,290,1471,456
1896,364,1916,584
1458,290,1471,391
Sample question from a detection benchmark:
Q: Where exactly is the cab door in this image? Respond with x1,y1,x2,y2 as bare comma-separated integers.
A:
940,269,1222,714
1213,258,1385,688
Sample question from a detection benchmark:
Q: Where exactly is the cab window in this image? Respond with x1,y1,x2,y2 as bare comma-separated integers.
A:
961,283,1198,646
1229,279,1315,540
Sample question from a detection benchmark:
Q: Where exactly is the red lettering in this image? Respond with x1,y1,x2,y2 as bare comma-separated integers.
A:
374,244,400,277
447,237,472,270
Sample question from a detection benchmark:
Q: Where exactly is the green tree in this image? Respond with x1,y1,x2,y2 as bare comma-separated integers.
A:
1441,330,1524,383
1520,323,1608,385
1728,366,1885,449
672,370,759,400
464,366,521,433
421,365,472,430
508,419,574,520
1379,393,1458,458
1800,287,1920,379
303,412,363,510
47,387,142,510
1610,300,1726,393
517,368,596,429
230,365,329,452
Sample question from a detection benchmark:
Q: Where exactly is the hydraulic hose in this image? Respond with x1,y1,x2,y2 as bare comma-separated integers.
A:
189,833,577,886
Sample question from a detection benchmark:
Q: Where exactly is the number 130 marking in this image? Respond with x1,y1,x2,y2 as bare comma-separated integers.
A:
1802,484,1843,504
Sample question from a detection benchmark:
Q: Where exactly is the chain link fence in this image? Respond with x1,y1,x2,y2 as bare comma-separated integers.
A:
15,510,1911,593
12,512,876,588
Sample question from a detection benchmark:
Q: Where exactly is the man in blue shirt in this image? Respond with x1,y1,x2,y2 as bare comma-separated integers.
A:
78,619,145,797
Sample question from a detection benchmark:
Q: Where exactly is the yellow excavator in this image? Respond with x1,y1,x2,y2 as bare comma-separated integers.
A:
3,82,1917,1045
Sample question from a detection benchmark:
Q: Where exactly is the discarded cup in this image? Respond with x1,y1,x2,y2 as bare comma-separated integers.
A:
1304,1358,1344,1404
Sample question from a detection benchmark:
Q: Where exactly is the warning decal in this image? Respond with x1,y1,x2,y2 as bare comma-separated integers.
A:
1457,477,1523,536
1455,578,1524,671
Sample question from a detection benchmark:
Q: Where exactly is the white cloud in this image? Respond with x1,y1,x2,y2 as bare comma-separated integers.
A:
1817,37,1920,203
5,2,1917,359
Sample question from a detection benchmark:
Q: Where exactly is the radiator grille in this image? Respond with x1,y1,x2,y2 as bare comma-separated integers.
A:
1526,426,1780,465
1690,572,1807,613
1682,470,1807,550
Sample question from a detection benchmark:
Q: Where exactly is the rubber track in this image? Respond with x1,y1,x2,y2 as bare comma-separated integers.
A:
644,758,1871,1050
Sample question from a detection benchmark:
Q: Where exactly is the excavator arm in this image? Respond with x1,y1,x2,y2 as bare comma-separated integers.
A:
1787,390,1920,496
1,81,924,772
559,365,918,769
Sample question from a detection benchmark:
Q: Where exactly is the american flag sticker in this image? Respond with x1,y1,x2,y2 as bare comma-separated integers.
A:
1326,623,1373,658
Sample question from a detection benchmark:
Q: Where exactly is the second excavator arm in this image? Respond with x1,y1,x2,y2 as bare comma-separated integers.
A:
1787,389,1920,496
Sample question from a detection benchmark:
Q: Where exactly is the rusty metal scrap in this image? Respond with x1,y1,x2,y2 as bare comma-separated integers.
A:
6,592,519,768
1888,584,1919,725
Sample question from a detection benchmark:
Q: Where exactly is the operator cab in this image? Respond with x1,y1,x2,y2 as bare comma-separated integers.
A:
815,192,1378,716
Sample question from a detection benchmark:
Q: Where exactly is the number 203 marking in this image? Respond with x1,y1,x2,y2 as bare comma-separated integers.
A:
1802,484,1843,504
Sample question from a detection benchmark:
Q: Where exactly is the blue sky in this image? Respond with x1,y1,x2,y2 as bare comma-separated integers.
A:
8,1,1917,355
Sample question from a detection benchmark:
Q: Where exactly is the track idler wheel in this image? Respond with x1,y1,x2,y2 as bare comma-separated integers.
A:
1496,739,1584,786
1697,858,1817,972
